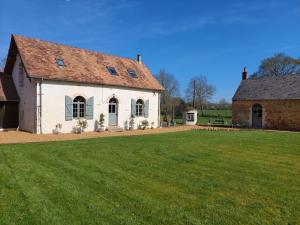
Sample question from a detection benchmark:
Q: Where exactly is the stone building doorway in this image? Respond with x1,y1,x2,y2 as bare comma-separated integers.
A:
252,104,262,128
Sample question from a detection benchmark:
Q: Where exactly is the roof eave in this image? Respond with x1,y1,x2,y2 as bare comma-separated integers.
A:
28,75,165,92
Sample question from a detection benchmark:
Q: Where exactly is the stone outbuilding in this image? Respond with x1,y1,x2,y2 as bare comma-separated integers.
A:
232,68,300,131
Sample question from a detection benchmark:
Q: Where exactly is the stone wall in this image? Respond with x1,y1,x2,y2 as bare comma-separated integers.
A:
232,100,300,131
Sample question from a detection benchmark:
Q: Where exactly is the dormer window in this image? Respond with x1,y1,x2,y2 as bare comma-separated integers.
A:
56,58,65,67
128,69,138,78
107,66,118,76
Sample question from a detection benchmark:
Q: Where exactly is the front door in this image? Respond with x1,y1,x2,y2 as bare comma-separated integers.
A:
108,98,118,126
252,104,262,129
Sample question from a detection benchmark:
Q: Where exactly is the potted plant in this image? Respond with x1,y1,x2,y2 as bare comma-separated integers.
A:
124,120,129,130
97,113,105,132
129,115,135,130
141,120,149,130
75,118,88,133
53,123,62,134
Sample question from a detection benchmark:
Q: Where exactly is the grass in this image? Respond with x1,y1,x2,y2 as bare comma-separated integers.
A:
200,109,232,118
198,109,232,126
0,130,300,225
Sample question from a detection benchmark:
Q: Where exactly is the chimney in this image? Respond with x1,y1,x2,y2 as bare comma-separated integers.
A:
137,54,142,64
242,67,248,80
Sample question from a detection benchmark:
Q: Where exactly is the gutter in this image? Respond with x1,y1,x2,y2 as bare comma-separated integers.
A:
38,78,43,134
158,93,161,127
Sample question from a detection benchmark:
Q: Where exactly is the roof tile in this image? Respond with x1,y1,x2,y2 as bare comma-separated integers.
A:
12,35,164,91
233,75,300,101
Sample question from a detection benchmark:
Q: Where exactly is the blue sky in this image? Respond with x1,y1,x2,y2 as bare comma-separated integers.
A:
0,0,299,102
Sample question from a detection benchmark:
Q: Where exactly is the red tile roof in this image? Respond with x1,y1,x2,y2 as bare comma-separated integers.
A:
5,35,164,91
0,72,19,101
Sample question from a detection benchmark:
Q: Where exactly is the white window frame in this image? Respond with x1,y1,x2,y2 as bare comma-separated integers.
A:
136,99,144,117
73,96,86,118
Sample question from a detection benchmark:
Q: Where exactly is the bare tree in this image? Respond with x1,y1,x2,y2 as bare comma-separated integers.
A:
186,76,216,114
253,53,300,77
156,70,180,114
218,98,231,110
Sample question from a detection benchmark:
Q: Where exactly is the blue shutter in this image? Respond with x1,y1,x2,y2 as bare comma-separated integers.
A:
144,100,149,118
86,97,94,120
65,96,73,121
131,99,136,117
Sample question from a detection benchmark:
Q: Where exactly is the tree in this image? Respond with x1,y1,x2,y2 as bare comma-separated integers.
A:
156,70,180,114
186,76,216,114
252,53,300,77
218,98,231,110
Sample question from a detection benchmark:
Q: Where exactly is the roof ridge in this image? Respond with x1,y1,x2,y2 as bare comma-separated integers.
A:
249,74,300,80
233,73,300,101
12,34,139,64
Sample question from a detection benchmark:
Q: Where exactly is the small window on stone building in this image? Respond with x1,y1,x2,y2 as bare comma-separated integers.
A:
19,63,24,87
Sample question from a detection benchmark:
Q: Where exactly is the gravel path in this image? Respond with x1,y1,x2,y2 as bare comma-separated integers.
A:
0,125,211,145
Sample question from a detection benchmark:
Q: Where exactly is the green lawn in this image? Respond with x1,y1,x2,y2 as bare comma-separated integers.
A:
200,109,232,118
198,109,232,126
1,131,299,225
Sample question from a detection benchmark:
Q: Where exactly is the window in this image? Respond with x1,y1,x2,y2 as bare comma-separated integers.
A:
73,96,85,118
107,66,118,76
109,98,118,113
186,113,195,122
252,104,262,118
136,99,144,117
56,58,65,67
128,69,138,78
19,63,24,87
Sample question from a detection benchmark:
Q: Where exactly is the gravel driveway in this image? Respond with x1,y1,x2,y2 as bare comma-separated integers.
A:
0,126,204,144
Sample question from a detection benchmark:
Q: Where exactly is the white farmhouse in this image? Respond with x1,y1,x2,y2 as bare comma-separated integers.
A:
0,35,164,134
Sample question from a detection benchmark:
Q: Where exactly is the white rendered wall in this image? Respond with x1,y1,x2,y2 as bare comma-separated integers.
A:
11,55,36,133
40,80,161,134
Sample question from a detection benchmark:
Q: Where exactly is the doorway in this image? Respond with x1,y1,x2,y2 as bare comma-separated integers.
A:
108,98,118,126
252,104,262,128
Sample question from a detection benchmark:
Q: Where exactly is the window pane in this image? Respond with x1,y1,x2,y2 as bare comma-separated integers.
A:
187,113,194,122
109,104,116,113
56,58,65,67
79,103,85,117
73,104,78,118
112,105,115,113
107,67,118,76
